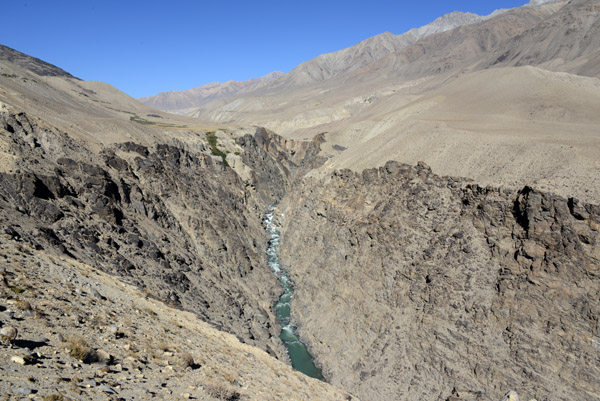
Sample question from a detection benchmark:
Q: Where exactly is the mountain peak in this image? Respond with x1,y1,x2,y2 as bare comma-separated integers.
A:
528,0,562,5
402,10,485,41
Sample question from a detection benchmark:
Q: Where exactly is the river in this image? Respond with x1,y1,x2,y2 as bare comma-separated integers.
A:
264,208,324,380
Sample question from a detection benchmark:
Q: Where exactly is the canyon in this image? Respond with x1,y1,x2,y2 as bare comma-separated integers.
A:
1,0,600,400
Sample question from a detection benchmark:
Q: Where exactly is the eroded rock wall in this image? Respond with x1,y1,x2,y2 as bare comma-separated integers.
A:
0,110,299,359
278,161,599,401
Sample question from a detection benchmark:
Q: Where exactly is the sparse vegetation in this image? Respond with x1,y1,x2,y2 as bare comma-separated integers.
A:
10,284,27,294
180,352,196,368
157,341,171,352
203,380,240,401
206,131,229,167
66,337,98,363
15,298,32,311
129,114,187,128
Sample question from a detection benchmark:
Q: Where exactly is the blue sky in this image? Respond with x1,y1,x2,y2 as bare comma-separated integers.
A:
3,1,529,98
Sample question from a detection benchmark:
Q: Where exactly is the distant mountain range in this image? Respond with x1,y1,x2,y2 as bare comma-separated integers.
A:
139,0,574,112
138,71,284,111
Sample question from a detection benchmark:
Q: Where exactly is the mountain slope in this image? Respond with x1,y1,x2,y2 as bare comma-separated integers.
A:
0,44,76,78
0,238,353,401
278,163,600,401
137,71,284,111
482,0,600,76
316,66,600,202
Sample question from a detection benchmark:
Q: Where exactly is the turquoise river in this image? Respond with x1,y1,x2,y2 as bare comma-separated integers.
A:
263,208,324,380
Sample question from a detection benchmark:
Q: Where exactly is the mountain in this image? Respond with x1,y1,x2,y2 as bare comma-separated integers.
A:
139,1,578,114
401,11,488,41
482,0,600,77
176,0,578,123
271,32,410,87
137,71,284,111
528,0,564,4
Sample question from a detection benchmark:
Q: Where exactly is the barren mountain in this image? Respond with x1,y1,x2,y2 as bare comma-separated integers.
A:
0,44,76,79
481,0,600,77
137,71,284,111
175,0,573,126
401,11,489,41
278,162,599,401
139,7,508,109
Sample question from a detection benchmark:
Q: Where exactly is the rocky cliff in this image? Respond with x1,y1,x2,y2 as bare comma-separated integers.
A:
277,161,599,401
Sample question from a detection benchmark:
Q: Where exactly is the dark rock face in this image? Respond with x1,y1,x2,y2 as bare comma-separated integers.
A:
0,109,305,359
235,127,327,205
278,161,599,401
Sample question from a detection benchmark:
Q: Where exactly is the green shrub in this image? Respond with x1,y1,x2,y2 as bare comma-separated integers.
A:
206,132,229,167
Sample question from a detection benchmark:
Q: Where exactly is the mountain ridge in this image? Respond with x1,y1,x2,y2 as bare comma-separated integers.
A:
137,71,284,111
139,4,521,110
0,44,77,79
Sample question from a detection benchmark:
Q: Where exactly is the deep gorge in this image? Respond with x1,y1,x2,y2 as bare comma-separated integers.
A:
1,109,598,401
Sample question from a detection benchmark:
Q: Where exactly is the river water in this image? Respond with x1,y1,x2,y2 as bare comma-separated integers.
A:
264,208,324,380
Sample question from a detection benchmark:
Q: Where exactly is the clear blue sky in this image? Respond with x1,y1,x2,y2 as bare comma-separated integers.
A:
2,0,529,98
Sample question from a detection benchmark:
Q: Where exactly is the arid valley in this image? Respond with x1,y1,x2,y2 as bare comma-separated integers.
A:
1,0,599,400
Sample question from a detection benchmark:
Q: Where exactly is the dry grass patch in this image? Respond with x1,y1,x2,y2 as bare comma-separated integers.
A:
66,337,97,363
15,298,32,311
203,379,240,401
43,395,69,401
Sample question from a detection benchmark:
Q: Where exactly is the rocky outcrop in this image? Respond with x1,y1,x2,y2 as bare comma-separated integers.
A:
277,161,599,401
235,127,326,205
